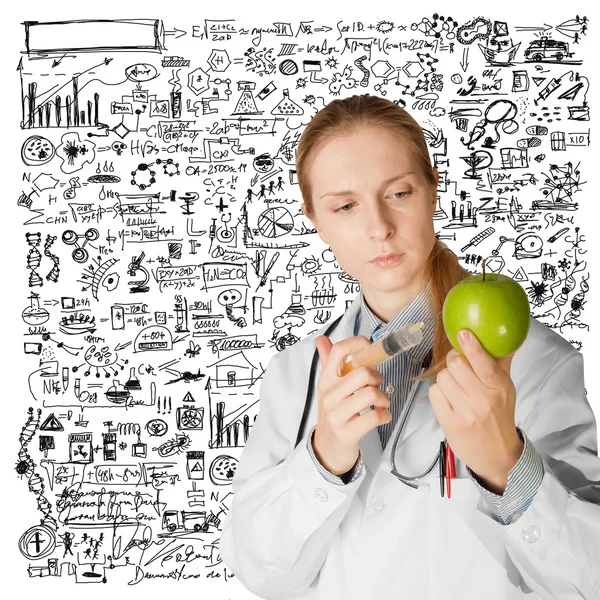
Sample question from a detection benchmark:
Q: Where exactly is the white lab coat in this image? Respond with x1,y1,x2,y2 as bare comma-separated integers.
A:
219,291,600,600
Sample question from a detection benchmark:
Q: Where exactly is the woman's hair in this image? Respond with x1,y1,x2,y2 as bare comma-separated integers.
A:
296,94,471,383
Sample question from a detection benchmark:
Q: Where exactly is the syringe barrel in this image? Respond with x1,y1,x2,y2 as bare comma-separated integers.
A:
382,324,424,355
340,322,424,376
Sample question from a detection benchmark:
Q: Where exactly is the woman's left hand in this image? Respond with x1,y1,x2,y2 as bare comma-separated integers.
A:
428,329,524,494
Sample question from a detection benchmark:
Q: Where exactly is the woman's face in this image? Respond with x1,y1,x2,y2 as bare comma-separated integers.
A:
302,125,439,321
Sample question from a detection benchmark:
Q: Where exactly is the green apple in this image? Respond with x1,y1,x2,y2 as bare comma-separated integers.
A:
442,260,530,358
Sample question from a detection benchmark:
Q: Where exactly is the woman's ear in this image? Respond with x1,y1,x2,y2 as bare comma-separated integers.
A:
431,169,439,211
301,203,328,243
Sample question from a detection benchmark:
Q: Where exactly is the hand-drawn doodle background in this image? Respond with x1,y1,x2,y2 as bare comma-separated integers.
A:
5,1,600,597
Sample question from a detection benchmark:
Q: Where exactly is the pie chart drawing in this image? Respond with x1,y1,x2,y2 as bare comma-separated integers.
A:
257,207,294,238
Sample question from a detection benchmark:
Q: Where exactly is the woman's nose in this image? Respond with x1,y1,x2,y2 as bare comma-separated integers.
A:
367,202,395,240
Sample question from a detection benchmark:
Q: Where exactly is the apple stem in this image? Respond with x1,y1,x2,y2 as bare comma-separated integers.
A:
482,258,486,281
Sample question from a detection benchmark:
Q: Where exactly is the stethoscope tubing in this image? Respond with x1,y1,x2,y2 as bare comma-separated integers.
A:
389,370,447,489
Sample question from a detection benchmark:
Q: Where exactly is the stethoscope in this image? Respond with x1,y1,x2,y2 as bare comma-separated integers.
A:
295,314,449,493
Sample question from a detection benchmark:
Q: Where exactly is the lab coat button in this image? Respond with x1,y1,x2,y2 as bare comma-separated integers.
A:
385,384,395,394
315,487,328,502
522,525,540,543
372,496,386,511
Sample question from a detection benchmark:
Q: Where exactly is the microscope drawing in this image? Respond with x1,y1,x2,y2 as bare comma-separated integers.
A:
127,252,150,293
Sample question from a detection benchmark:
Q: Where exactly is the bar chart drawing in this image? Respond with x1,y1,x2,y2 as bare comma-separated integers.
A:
19,58,113,130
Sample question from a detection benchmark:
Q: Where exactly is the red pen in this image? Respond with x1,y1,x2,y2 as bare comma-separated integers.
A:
445,443,456,498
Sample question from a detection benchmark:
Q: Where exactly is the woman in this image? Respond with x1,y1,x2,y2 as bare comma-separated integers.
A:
220,95,600,599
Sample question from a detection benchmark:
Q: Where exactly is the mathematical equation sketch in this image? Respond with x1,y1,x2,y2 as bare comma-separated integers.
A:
8,7,595,596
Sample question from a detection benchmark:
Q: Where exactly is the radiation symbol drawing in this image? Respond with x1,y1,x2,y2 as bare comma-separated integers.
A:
176,407,204,430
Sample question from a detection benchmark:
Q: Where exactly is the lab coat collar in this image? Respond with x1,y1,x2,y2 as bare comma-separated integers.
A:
323,292,438,477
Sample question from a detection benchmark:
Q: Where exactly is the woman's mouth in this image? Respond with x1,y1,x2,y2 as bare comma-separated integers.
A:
370,253,404,267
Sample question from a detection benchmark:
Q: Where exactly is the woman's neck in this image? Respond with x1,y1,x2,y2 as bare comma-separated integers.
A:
362,279,430,324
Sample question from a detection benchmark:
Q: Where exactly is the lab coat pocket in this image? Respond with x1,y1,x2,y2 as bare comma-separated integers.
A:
428,475,481,507
428,476,515,599
446,477,482,504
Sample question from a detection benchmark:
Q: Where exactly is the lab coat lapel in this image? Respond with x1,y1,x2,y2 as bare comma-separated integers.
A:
324,293,438,476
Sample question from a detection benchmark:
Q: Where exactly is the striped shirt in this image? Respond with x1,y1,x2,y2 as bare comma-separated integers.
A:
307,280,545,525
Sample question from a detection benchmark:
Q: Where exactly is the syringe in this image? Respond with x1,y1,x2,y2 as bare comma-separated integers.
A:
341,321,425,376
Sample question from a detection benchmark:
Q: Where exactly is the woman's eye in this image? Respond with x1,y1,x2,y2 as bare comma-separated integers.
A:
334,192,410,213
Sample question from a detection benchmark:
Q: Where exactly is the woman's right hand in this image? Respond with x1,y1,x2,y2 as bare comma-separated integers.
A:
311,335,392,476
